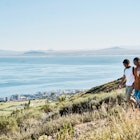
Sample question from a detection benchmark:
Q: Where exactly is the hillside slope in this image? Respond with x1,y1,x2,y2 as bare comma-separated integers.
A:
86,77,124,94
0,78,139,140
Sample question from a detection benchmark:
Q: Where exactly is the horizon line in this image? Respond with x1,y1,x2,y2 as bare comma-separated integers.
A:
1,46,140,52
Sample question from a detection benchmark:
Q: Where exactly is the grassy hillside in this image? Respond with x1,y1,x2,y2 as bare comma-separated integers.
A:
0,99,47,116
0,79,139,140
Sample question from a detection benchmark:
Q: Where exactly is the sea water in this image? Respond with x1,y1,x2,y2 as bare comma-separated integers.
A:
0,55,138,97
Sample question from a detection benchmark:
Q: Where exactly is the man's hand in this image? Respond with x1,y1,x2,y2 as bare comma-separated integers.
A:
117,84,122,89
130,84,134,91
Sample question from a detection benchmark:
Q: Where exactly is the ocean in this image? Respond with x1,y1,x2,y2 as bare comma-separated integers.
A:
0,55,138,98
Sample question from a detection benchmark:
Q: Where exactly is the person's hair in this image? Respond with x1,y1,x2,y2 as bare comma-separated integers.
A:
123,59,130,65
133,57,140,62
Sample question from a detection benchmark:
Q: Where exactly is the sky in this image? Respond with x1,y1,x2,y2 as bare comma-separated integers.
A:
0,0,140,51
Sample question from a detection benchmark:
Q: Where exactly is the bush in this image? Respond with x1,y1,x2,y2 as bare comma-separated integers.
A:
41,102,53,113
57,95,67,102
0,116,19,135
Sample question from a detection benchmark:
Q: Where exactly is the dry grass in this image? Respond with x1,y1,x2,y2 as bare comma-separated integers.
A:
0,89,139,140
76,110,140,140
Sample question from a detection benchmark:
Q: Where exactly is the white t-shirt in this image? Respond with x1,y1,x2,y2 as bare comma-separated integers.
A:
124,66,135,86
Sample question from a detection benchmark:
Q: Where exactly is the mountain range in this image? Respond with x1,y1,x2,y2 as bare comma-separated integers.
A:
0,47,140,56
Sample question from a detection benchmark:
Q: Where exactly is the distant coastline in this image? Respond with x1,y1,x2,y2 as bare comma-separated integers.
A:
0,89,86,102
0,47,140,56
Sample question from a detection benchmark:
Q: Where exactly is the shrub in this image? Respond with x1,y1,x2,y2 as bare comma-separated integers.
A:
41,102,53,113
57,95,66,102
0,116,19,135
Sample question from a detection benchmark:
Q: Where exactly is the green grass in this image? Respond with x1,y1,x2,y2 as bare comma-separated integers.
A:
0,99,47,116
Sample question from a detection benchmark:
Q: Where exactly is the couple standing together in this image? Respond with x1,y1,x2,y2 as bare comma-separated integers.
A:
118,57,140,110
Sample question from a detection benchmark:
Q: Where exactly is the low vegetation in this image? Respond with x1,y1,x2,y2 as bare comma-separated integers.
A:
0,79,139,140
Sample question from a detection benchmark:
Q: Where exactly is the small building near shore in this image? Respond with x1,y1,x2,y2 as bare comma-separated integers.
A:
0,98,5,102
10,94,20,101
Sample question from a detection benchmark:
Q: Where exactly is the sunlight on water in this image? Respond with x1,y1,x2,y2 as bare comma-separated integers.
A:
0,55,137,97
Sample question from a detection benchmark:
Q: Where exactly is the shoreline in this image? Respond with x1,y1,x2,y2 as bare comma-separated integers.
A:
0,77,123,102
0,88,87,102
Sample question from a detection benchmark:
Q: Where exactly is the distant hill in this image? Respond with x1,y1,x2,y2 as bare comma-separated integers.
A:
47,47,140,56
23,51,47,56
93,47,128,55
70,47,140,55
0,47,140,56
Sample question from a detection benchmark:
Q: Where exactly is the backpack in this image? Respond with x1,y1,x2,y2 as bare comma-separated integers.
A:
124,66,134,75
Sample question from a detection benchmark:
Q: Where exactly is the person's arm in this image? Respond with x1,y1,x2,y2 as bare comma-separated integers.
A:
118,75,126,89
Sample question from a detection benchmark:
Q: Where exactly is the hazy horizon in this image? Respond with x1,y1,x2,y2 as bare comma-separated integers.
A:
0,46,140,52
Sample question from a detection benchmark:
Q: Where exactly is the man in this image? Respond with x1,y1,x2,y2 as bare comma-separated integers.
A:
133,57,140,109
118,59,137,108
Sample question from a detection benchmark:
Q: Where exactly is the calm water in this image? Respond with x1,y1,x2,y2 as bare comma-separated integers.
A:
0,55,138,97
